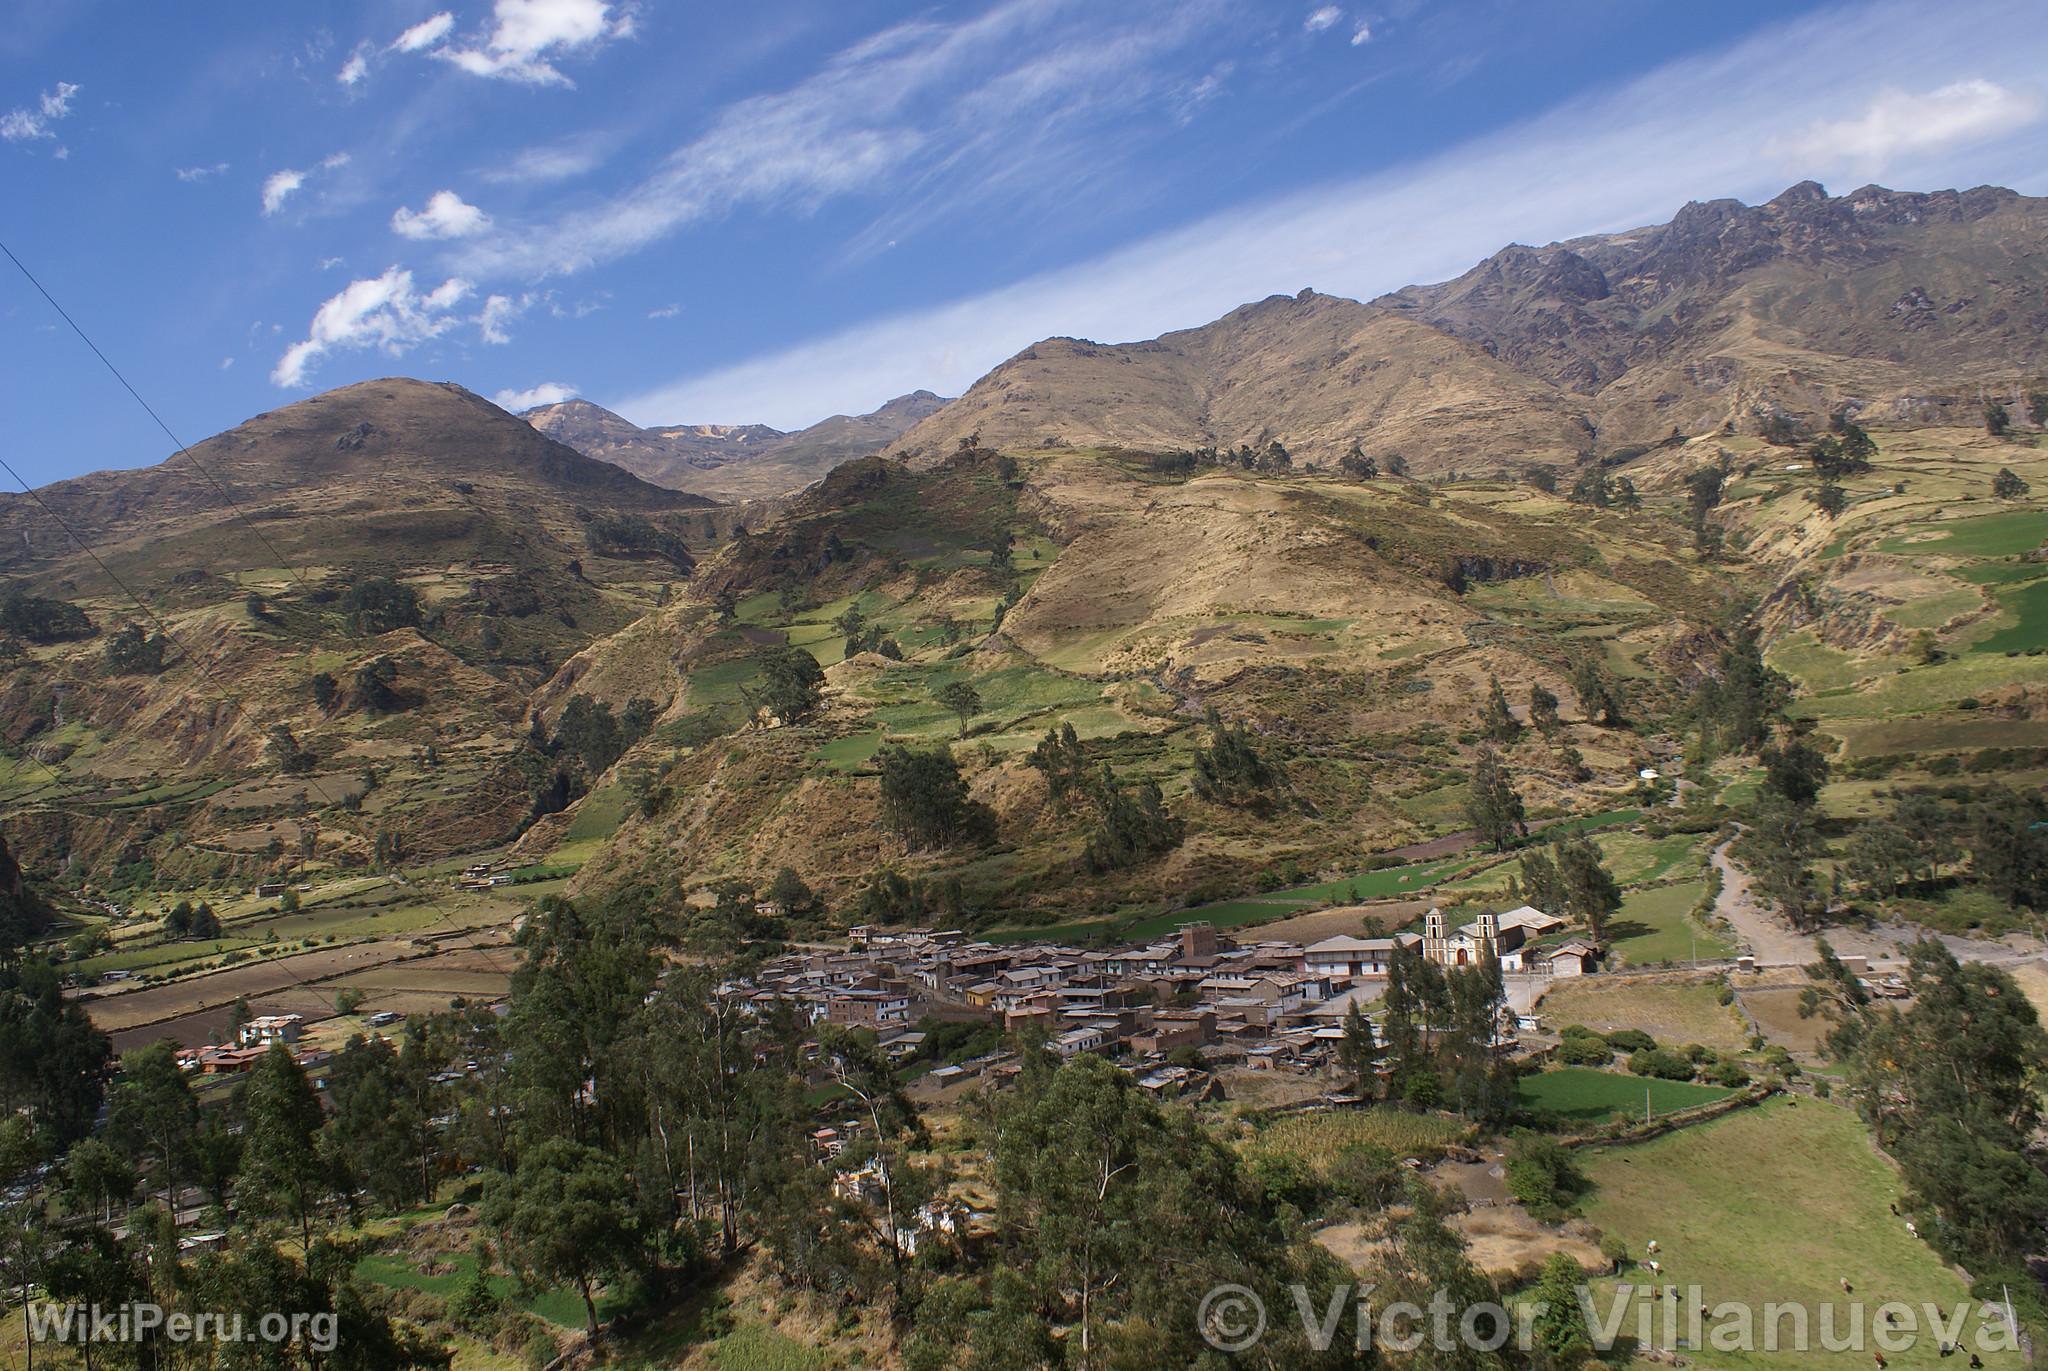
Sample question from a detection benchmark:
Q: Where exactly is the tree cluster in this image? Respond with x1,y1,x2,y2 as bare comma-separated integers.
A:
1,590,94,643
877,745,996,850
1805,938,2048,1272
583,514,695,572
1190,710,1282,808
338,575,422,635
103,622,171,674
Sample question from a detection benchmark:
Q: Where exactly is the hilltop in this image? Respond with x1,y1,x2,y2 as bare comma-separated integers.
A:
0,378,730,881
899,183,2048,471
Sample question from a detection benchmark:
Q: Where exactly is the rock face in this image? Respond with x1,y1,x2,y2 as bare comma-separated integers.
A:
898,183,2048,471
522,391,950,500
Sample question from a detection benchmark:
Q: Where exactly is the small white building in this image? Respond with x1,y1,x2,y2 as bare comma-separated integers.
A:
239,1014,304,1046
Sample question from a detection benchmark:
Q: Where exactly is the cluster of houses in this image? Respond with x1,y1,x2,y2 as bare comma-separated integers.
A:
174,1013,316,1075
742,903,1599,1083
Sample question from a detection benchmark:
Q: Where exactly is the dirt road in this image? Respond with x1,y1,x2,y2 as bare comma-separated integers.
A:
1711,836,2044,972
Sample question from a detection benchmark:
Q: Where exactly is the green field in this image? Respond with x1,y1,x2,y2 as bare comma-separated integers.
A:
1877,509,2047,559
1580,1097,2019,1368
1606,880,1731,965
1970,578,2048,654
1517,1067,1734,1122
355,1249,622,1329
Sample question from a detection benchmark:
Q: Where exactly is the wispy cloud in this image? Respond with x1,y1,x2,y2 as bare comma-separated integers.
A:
615,0,2048,428
392,189,492,239
457,0,1239,278
478,291,539,343
260,153,351,217
479,137,608,184
1304,6,1342,32
1,80,78,143
647,302,681,319
175,161,229,182
393,12,456,53
1765,78,2043,176
337,46,372,86
494,381,577,409
261,168,307,215
272,268,473,386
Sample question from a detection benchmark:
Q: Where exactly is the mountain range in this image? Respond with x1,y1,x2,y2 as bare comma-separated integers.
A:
893,182,2048,470
1,181,2043,925
522,390,949,501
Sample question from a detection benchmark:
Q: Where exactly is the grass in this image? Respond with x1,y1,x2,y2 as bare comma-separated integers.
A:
1517,1067,1734,1122
1606,881,1731,965
1537,980,1750,1053
701,1323,834,1371
1969,579,2048,654
1579,1096,2018,1368
1242,1106,1473,1171
354,1250,621,1329
1876,508,2048,559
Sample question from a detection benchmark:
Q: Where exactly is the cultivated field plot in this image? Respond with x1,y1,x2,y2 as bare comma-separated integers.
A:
1606,880,1732,966
1239,1106,1473,1172
1580,1098,2016,1369
1734,973,1835,1056
1517,1067,1734,1123
84,932,515,1049
1536,978,1751,1053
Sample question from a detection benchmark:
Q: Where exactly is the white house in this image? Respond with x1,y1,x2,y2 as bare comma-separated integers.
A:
1301,933,1422,980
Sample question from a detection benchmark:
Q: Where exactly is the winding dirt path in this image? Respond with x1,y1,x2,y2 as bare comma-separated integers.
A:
1711,835,2046,972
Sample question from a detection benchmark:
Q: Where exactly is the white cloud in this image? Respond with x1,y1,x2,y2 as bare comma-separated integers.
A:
1765,78,2043,175
338,46,371,86
391,189,492,239
436,0,631,85
1350,23,1372,45
261,168,307,215
477,291,538,343
260,154,350,216
393,11,456,52
614,0,2048,429
493,381,577,409
175,161,229,182
2,80,79,143
271,267,474,386
479,138,605,184
647,302,680,319
220,357,234,370
1304,6,1342,32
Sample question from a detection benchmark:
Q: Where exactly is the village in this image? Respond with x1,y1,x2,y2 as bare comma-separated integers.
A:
746,902,1603,1094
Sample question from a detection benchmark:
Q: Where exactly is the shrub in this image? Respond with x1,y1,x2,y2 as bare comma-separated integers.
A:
1556,1033,1614,1067
1604,1028,1656,1053
1505,1134,1588,1219
1627,1048,1695,1081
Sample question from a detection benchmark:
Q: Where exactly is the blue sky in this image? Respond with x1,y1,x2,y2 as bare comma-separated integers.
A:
4,0,2047,487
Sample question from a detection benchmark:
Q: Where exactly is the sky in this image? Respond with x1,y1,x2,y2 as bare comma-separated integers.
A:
4,0,2047,488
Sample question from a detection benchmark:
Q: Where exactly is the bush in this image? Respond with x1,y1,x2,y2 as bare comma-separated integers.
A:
1604,1028,1657,1054
1504,1133,1588,1219
1627,1048,1695,1081
1556,1032,1614,1067
1709,1060,1750,1088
